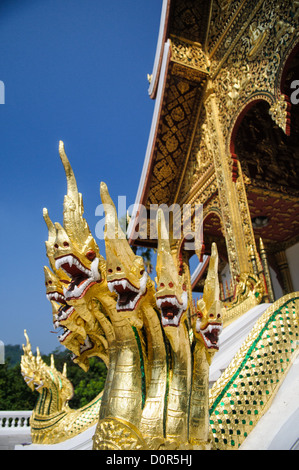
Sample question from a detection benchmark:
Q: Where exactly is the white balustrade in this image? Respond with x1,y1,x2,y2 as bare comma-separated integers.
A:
0,411,31,430
0,411,32,450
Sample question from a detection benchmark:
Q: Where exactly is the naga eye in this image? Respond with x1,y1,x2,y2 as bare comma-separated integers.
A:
108,268,113,273
116,266,121,271
54,244,59,249
63,242,69,247
140,269,144,275
86,250,96,261
169,282,173,288
160,283,165,288
182,284,186,291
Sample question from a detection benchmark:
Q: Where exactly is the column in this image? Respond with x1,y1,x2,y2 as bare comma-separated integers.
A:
274,250,294,295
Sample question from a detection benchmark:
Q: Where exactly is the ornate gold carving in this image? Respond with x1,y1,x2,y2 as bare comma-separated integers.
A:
93,418,145,450
218,0,234,11
169,0,211,45
222,273,264,327
34,147,228,449
21,331,103,444
211,0,299,138
170,35,209,77
234,161,262,276
17,0,299,452
208,0,246,56
146,77,203,208
204,89,252,281
179,108,215,202
269,93,290,135
23,140,298,450
245,23,270,61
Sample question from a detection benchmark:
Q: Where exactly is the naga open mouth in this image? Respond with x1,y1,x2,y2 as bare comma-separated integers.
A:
55,254,100,301
54,305,75,329
58,326,72,343
196,321,222,349
71,335,94,360
107,271,147,311
156,291,188,327
46,291,66,304
21,373,44,391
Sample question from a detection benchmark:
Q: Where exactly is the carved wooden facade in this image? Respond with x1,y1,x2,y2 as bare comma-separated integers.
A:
128,0,299,302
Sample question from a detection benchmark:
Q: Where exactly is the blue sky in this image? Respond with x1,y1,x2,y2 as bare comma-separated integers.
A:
0,1,162,353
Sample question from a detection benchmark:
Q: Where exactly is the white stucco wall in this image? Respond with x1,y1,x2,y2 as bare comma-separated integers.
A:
270,266,284,301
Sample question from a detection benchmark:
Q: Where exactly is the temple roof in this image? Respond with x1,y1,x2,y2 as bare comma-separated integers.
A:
128,0,213,246
128,0,299,261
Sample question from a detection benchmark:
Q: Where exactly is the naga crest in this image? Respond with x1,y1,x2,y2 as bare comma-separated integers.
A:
100,181,154,325
53,142,104,304
43,142,111,371
195,243,223,353
155,208,188,328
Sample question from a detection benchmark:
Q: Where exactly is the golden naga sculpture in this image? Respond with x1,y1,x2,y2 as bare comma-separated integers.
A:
39,142,222,450
20,330,103,444
21,142,298,449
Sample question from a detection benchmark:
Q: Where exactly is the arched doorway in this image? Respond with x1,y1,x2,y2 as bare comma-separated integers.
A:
232,87,299,296
191,211,232,302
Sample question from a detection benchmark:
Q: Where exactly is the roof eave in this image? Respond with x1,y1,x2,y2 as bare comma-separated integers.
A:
148,0,172,100
127,41,171,245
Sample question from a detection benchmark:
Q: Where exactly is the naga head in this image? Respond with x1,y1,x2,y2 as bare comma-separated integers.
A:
43,265,87,353
21,330,74,412
44,265,67,306
43,208,87,350
43,266,100,371
49,141,105,305
42,143,111,371
43,207,70,284
100,182,151,324
155,209,188,328
194,243,223,352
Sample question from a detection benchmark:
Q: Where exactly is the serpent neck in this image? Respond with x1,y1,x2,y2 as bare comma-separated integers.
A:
164,321,192,443
188,341,210,446
139,303,168,440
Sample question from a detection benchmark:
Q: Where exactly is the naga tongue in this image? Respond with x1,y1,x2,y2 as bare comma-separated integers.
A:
114,284,137,307
165,310,174,319
162,302,179,319
205,329,219,344
68,274,88,291
118,292,131,306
